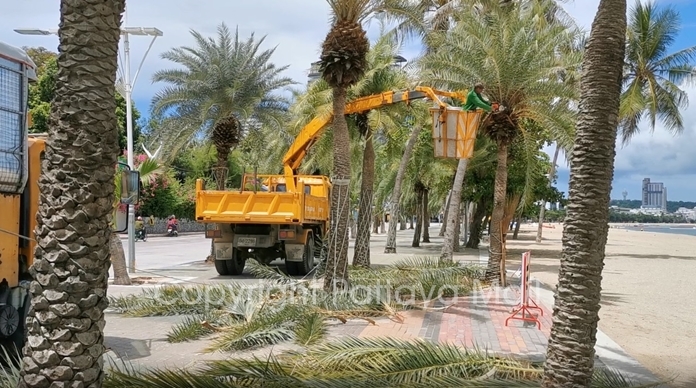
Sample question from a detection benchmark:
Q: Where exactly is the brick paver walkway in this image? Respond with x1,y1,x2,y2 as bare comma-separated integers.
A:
337,281,606,367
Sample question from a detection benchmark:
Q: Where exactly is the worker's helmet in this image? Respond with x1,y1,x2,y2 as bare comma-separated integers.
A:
137,216,142,220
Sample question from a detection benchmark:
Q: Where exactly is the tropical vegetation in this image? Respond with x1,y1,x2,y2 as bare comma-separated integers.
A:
13,0,696,385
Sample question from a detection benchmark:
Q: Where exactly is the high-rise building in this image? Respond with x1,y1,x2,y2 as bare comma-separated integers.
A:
641,178,667,212
306,55,408,86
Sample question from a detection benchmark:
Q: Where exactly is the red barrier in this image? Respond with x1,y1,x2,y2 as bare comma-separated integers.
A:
505,251,543,329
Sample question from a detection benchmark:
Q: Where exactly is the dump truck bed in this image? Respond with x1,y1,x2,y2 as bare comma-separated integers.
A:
195,175,330,225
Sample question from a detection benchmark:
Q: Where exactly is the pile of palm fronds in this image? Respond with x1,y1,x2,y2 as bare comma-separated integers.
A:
103,337,664,388
108,257,484,350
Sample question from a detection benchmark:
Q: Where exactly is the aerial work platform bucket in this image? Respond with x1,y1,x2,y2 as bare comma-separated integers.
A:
431,107,482,160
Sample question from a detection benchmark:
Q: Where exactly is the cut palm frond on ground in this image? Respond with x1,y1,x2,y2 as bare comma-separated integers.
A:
110,257,484,348
103,336,665,388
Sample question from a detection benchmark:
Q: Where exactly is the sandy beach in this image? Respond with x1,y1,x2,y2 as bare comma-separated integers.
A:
506,224,696,388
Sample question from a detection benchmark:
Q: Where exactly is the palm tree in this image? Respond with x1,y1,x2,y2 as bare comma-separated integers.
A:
19,0,126,386
542,0,627,385
319,0,373,291
150,23,293,190
619,0,696,144
377,0,462,44
350,33,410,267
422,0,579,284
111,158,164,285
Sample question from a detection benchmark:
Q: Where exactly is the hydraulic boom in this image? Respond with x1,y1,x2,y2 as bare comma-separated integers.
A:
281,86,467,192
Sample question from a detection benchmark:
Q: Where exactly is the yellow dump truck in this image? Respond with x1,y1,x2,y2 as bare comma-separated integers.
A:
0,42,40,354
195,87,477,276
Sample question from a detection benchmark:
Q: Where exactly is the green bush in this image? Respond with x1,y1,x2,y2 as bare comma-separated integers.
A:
137,173,196,220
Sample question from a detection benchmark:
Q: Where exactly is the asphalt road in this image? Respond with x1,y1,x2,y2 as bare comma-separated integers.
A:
110,234,212,280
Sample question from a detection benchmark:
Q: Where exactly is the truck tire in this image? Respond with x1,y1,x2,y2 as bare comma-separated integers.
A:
286,234,314,276
214,259,230,276
0,292,29,366
225,249,246,276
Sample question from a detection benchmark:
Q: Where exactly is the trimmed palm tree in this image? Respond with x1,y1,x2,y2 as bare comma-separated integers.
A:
150,23,293,190
422,0,579,283
19,0,126,386
619,0,696,144
542,0,628,385
319,0,373,291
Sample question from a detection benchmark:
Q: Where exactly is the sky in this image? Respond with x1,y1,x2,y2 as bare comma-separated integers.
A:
1,0,696,201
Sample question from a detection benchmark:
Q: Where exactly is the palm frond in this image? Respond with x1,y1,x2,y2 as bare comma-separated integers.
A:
294,312,328,346
167,311,228,343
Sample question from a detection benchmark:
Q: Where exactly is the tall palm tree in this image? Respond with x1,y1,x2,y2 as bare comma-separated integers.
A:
350,33,409,267
319,0,372,291
19,0,126,386
422,0,579,283
619,0,696,144
542,0,627,385
150,23,293,190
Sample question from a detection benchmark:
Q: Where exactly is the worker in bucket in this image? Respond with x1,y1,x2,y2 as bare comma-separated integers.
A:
463,83,499,112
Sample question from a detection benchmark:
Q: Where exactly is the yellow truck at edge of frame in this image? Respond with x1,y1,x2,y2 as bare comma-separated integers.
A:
195,87,483,277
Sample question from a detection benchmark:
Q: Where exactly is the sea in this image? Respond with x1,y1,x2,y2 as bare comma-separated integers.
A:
619,225,696,237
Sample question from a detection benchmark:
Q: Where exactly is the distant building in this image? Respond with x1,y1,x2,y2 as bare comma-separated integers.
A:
641,178,667,212
306,55,408,86
675,207,696,220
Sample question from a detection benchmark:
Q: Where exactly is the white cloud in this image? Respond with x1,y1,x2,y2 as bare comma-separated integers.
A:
1,0,693,199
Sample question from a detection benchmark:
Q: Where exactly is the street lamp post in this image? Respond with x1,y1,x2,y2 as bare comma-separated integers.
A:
15,25,163,274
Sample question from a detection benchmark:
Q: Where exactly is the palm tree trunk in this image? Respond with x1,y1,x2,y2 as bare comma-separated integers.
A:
462,201,470,246
542,0,627,385
372,215,380,234
379,218,386,234
466,199,488,249
110,233,131,285
421,188,430,243
412,183,424,247
399,215,406,230
20,0,126,386
440,158,469,261
512,216,522,239
352,126,375,267
324,87,351,292
453,204,462,252
485,142,510,286
439,190,452,236
536,145,561,243
384,126,423,253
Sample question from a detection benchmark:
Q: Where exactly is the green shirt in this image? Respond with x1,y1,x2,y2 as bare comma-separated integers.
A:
462,90,492,112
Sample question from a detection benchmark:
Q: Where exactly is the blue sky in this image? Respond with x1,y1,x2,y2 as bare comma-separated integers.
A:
2,0,695,201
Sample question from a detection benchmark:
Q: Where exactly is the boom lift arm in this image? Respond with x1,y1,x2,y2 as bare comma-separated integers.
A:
281,86,467,192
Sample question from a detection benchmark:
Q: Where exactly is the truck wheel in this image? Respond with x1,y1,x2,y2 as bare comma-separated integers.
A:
1,292,29,366
214,259,230,276
225,249,246,276
286,235,314,276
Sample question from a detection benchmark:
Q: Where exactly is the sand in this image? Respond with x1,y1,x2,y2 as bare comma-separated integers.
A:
506,224,696,388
